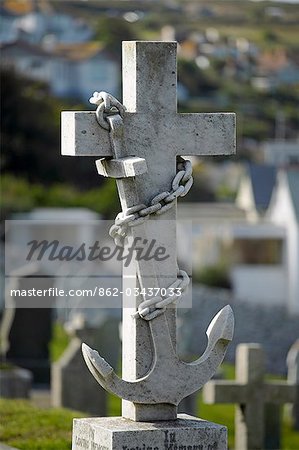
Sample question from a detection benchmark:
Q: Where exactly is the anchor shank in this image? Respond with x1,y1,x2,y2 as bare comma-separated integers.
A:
107,113,178,421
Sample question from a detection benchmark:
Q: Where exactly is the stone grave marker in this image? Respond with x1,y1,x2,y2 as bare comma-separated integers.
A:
203,343,296,450
62,41,236,450
1,264,53,392
287,339,299,430
52,317,120,416
1,271,33,399
6,270,54,384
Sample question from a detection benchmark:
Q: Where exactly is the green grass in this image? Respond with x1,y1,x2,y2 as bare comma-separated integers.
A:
0,399,84,450
1,372,298,450
49,322,71,362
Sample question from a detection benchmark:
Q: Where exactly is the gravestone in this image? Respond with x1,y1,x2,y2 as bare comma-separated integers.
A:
62,41,236,450
0,273,33,399
287,339,299,430
0,366,32,399
52,319,120,415
2,264,54,385
203,343,296,450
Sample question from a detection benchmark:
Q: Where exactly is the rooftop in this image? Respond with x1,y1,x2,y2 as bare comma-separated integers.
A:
248,164,277,211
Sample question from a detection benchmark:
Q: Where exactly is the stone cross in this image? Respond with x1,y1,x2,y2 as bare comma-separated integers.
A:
61,41,235,422
203,343,296,450
287,339,299,430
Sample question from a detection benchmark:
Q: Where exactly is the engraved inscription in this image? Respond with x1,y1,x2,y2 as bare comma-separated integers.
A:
75,436,89,449
91,443,109,450
121,443,218,450
120,432,220,450
164,431,203,450
75,435,109,450
122,446,159,450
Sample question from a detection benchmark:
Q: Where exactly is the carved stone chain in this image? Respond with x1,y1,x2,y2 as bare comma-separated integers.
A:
109,158,193,247
90,91,191,320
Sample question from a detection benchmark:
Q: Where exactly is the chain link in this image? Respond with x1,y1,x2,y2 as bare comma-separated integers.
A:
90,91,126,130
109,156,193,246
132,270,190,321
90,91,192,321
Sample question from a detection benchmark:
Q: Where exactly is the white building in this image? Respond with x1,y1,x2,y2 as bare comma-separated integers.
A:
267,170,299,314
262,140,299,167
178,168,299,314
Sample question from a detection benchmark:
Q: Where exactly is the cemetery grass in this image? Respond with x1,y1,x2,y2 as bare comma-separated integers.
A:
0,399,84,450
2,363,297,449
0,387,298,449
49,321,71,362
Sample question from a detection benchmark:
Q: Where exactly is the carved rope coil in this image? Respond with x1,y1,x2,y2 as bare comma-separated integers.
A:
90,91,192,321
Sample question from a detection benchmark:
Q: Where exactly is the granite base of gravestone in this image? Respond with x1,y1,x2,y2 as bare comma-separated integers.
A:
52,319,120,416
72,415,227,450
0,366,32,398
6,273,54,384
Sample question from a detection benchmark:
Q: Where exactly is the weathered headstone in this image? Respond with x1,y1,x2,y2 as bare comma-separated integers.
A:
1,264,53,393
62,41,236,450
52,320,120,416
287,339,299,430
203,343,296,450
1,275,33,400
6,269,54,384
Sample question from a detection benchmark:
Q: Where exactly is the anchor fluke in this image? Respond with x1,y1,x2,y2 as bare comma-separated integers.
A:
82,343,113,378
206,305,234,345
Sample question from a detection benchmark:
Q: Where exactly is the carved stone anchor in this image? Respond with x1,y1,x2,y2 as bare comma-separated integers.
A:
82,305,234,405
81,98,234,407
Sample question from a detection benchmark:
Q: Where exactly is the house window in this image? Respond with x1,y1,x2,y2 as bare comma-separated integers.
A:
30,59,42,69
233,239,283,265
288,155,299,165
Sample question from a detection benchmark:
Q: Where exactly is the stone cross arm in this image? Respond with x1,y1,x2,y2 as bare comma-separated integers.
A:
61,111,235,158
204,381,247,404
204,379,295,405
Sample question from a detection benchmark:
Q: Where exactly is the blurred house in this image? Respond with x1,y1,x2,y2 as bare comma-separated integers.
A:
267,170,299,314
0,2,117,102
257,48,299,88
0,3,93,45
0,40,119,102
178,168,299,315
262,140,299,167
236,164,277,221
0,6,19,43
